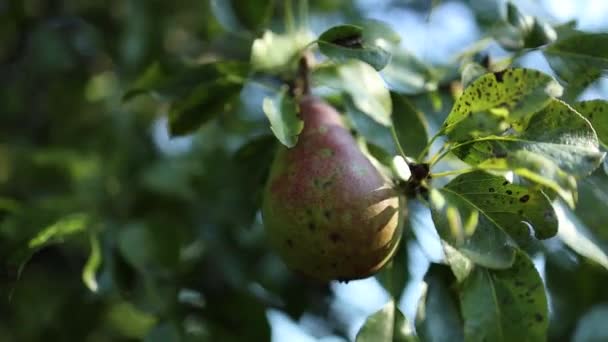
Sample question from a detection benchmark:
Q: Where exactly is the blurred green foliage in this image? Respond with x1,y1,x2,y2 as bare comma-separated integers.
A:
2,1,608,341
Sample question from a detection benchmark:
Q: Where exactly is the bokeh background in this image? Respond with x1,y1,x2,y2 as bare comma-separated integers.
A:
1,0,608,341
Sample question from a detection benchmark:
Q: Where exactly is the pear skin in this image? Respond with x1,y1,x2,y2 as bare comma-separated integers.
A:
262,96,402,281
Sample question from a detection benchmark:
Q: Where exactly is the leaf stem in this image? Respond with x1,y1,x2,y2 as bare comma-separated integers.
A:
429,135,518,167
417,130,443,162
285,0,296,33
431,167,477,179
298,0,309,31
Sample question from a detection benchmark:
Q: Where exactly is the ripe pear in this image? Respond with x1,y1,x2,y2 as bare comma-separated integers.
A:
262,96,403,281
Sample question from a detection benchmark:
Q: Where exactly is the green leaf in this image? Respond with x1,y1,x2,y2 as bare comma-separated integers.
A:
356,301,418,342
572,304,608,342
391,93,429,159
123,61,248,102
506,2,530,32
573,100,608,148
356,19,401,45
347,101,397,155
477,150,578,207
168,79,242,136
461,63,487,89
543,33,608,90
318,24,392,71
555,199,608,270
117,223,181,274
443,171,557,243
262,86,303,148
313,60,392,126
251,30,313,73
416,264,464,342
28,213,89,249
441,68,563,141
441,242,474,282
453,99,604,178
523,19,557,49
429,188,516,269
144,322,181,342
577,170,608,243
377,227,409,301
210,0,275,33
82,233,102,292
381,49,438,94
459,250,548,342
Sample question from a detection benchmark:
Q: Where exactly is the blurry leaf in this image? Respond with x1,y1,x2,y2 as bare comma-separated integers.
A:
106,301,157,339
382,49,438,94
377,222,409,300
124,61,248,102
391,93,429,159
461,63,487,89
416,264,464,342
262,86,303,148
28,213,89,249
523,18,556,49
210,0,275,33
234,134,277,222
251,30,313,72
459,250,548,341
356,19,401,45
477,150,578,207
313,60,392,126
441,68,563,141
356,301,418,342
555,200,608,270
466,0,505,28
544,33,608,88
144,322,181,342
117,223,180,275
577,170,608,242
441,171,557,243
347,101,397,155
441,242,474,282
168,79,243,136
572,304,608,342
573,100,608,148
82,233,101,292
318,24,391,71
429,188,516,269
0,197,20,213
502,3,556,49
209,0,244,32
506,2,529,32
452,99,605,178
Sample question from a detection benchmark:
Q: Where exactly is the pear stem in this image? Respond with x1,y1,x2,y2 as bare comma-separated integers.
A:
296,54,312,96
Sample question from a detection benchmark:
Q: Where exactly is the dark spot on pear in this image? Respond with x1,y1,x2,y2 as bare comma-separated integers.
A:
534,313,543,322
489,187,495,193
506,190,512,195
308,222,316,231
502,181,509,186
286,239,294,247
520,194,530,203
324,210,332,220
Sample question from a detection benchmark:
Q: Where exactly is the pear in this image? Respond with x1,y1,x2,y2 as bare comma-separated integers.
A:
262,95,403,281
